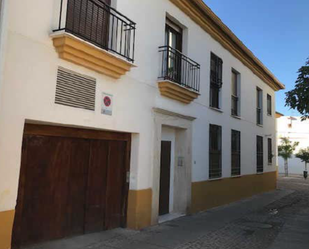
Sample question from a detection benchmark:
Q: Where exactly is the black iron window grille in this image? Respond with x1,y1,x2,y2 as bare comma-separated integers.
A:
54,0,136,63
231,130,241,176
268,138,273,164
267,94,272,116
257,136,264,173
209,124,222,179
231,70,239,116
158,46,200,92
256,88,263,125
210,53,223,108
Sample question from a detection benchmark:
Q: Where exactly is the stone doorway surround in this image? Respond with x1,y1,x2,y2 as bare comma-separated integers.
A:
152,108,196,225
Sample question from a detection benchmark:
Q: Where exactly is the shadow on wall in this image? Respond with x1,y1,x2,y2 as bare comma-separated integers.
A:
278,156,306,175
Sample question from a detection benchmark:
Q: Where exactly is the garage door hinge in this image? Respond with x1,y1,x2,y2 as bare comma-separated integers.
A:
126,172,130,183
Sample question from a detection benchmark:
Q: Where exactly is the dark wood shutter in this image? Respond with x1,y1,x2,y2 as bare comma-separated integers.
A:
65,0,111,49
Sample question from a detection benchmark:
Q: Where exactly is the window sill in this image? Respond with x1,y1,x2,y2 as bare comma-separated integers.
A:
268,163,273,166
231,115,241,120
256,172,264,175
257,124,263,128
231,175,242,179
208,177,223,182
209,106,223,113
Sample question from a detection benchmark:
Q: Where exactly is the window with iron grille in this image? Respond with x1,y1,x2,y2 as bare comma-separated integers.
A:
267,94,272,116
231,130,241,176
257,136,264,173
209,124,222,179
268,138,273,164
256,88,263,125
231,70,240,116
210,53,223,109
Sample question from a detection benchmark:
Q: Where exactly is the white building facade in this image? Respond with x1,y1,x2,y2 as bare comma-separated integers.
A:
0,0,284,248
277,115,309,175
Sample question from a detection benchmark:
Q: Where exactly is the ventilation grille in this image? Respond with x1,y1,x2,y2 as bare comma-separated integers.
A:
55,68,96,111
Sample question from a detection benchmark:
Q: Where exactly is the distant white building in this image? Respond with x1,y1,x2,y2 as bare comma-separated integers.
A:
277,114,309,174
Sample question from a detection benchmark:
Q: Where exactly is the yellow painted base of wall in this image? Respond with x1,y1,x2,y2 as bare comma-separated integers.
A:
127,189,152,230
191,171,277,213
0,210,15,249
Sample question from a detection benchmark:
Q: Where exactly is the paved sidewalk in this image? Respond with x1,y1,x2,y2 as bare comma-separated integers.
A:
270,176,309,249
24,188,294,249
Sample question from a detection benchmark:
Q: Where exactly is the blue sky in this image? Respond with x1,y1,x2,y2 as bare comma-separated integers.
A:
204,0,309,116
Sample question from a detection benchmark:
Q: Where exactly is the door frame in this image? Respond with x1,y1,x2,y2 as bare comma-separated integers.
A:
152,108,195,225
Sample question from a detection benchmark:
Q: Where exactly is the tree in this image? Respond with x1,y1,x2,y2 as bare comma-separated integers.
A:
295,148,309,177
285,58,309,120
278,137,299,177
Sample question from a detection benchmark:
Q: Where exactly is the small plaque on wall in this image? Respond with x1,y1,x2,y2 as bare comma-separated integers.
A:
101,92,113,116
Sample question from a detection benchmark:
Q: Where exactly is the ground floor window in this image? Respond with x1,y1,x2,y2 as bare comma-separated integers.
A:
209,124,222,178
268,138,273,164
231,130,241,176
257,136,264,173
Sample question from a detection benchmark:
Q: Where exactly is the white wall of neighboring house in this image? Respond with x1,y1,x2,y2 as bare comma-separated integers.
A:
0,0,279,222
277,116,309,174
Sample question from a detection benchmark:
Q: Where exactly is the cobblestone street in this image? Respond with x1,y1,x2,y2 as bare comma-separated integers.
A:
25,175,309,249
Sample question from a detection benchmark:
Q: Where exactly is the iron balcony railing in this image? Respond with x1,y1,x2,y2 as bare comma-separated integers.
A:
158,46,200,92
54,0,136,63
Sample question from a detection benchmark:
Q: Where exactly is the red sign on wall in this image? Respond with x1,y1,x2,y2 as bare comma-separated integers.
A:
101,93,113,116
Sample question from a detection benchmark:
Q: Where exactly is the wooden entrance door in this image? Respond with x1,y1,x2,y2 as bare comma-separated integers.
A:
159,141,172,216
12,124,130,248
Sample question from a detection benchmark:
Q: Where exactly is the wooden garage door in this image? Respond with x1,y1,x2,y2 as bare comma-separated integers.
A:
12,124,131,248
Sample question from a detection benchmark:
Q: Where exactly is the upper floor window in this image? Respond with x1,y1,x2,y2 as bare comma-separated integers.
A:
165,19,183,52
256,88,263,125
231,70,240,116
209,124,222,179
257,136,264,173
158,18,200,100
231,130,241,176
267,94,272,116
210,53,223,109
164,19,183,83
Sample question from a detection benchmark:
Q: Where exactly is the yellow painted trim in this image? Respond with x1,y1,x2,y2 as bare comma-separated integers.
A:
191,171,277,213
0,210,15,249
127,189,152,230
170,0,285,91
158,80,199,104
52,32,134,79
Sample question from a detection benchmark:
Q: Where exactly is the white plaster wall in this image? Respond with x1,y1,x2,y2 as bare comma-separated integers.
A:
0,0,278,213
277,116,309,174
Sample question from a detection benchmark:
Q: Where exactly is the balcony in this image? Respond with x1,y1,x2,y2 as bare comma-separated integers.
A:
158,46,200,104
52,0,136,79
